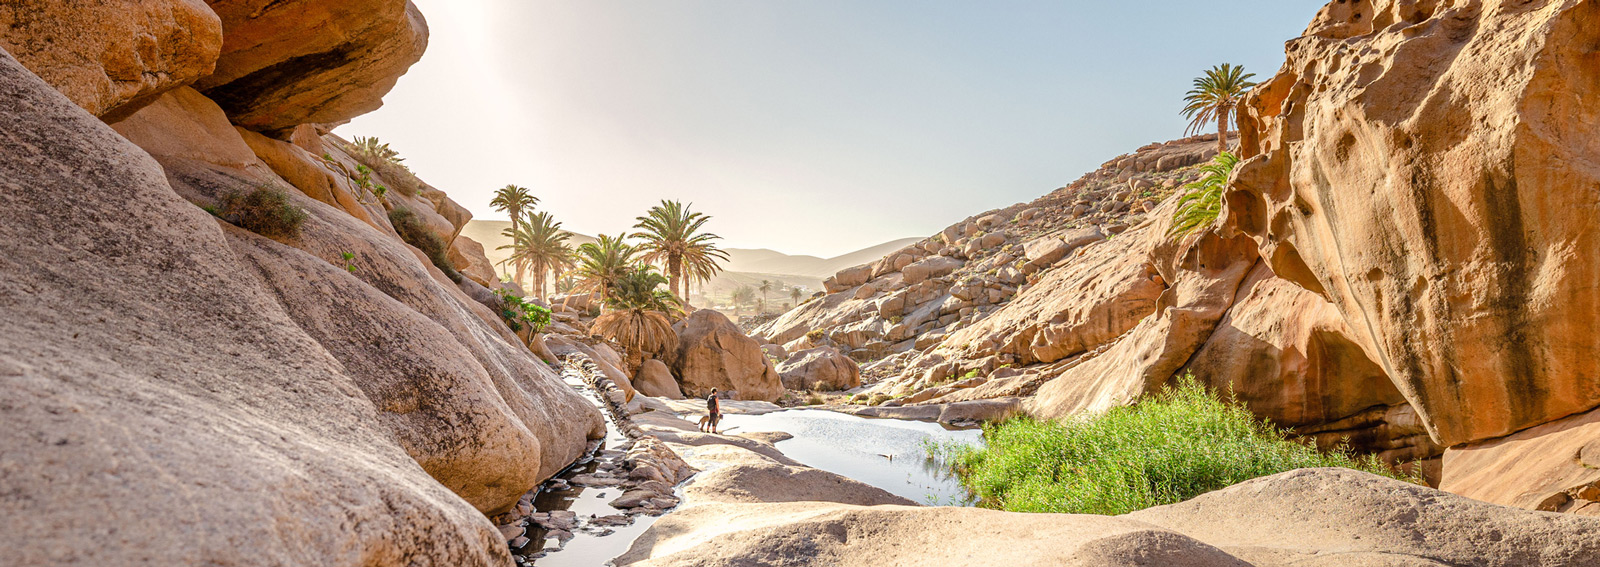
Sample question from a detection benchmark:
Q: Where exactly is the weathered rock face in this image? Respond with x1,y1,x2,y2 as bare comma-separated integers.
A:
1442,404,1600,516
667,310,785,402
635,358,685,399
776,347,861,392
195,0,429,135
1184,263,1440,467
1029,223,1260,420
0,50,508,565
1228,0,1600,446
109,72,606,514
0,0,223,120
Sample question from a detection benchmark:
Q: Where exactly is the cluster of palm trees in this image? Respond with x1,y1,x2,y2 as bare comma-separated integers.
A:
490,187,729,308
490,187,730,373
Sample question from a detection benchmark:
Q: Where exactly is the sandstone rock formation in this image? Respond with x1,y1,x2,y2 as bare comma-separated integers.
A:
197,0,429,135
776,347,861,391
0,49,511,565
668,310,785,401
1227,0,1600,447
635,358,685,399
0,0,223,120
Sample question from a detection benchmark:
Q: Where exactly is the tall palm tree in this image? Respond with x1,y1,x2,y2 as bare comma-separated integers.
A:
758,280,773,314
1169,152,1241,236
573,234,637,302
631,200,730,299
489,185,539,286
498,211,573,300
1181,63,1258,155
593,267,681,375
790,287,803,308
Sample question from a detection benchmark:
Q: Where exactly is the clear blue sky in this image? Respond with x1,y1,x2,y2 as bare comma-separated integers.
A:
341,1,1322,257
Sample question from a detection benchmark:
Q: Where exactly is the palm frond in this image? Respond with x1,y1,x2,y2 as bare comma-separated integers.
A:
1168,152,1240,236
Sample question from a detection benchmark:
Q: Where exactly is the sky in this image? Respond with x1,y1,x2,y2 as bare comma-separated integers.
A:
339,1,1323,258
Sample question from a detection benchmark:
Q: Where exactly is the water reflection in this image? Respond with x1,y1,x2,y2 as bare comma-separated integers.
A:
716,409,983,506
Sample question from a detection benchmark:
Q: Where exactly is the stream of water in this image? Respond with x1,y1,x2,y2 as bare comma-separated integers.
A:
527,368,983,565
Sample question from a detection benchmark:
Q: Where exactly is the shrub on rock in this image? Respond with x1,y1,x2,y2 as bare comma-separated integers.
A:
218,186,307,239
389,207,461,282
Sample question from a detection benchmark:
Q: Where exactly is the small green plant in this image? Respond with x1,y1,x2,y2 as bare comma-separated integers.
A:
341,252,357,273
493,288,552,334
320,154,389,204
806,329,826,341
389,207,462,283
806,393,825,406
934,375,1413,515
219,186,307,239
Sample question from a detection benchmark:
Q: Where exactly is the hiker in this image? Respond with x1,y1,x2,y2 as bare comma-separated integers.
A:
702,388,721,434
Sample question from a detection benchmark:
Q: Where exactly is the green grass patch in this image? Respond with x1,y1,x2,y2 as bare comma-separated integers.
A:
933,376,1413,515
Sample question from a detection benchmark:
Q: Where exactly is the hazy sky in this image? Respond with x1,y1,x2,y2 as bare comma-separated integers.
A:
339,1,1321,258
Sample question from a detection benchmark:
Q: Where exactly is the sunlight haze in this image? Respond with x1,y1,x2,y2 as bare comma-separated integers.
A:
339,0,1321,257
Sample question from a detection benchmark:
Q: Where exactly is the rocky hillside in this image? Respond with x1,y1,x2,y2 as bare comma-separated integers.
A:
0,1,604,564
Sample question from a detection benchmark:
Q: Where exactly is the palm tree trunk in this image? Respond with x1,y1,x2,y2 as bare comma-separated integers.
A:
668,253,683,299
1216,105,1230,155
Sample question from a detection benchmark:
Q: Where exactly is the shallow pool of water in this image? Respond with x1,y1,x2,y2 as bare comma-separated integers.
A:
717,409,983,505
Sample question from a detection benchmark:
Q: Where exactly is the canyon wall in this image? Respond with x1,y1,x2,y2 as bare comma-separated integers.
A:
1228,0,1600,511
0,0,604,563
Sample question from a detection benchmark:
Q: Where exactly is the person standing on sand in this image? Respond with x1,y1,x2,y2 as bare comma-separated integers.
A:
704,388,721,434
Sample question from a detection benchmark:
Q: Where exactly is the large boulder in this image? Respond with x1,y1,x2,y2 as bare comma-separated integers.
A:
1129,468,1600,564
833,263,873,288
635,358,685,400
0,50,509,564
195,0,429,135
902,255,963,285
776,347,861,392
666,310,785,402
0,0,223,120
1227,0,1600,446
448,235,501,288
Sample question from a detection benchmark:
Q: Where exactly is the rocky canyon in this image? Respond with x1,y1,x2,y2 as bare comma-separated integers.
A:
6,0,1600,566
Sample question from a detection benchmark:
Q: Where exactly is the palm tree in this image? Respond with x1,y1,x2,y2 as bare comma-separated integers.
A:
572,234,637,302
631,200,730,299
790,287,803,307
1169,152,1241,236
498,211,573,300
592,267,681,375
731,285,756,317
489,185,539,286
758,280,773,314
1181,63,1258,155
